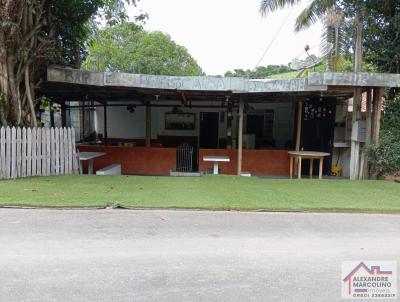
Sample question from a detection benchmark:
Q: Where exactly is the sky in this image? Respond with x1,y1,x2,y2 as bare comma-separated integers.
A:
130,0,323,76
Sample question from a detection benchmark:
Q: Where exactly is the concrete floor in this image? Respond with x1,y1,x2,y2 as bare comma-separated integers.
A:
0,209,399,301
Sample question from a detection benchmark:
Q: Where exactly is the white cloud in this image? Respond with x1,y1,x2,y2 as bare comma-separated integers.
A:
129,0,323,75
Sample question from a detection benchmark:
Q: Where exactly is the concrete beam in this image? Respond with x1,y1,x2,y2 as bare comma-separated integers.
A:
48,67,104,86
47,66,328,93
48,67,400,93
308,72,400,88
104,72,328,93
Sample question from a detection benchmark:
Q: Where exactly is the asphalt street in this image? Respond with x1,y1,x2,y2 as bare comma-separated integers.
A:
0,209,399,301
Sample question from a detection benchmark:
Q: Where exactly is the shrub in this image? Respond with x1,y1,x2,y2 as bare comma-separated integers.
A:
367,95,400,176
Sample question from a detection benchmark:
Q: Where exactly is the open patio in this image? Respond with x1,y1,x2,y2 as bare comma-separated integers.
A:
39,67,400,179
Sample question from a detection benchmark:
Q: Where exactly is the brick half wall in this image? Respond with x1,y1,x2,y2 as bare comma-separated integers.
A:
199,149,290,176
77,146,176,175
77,146,289,176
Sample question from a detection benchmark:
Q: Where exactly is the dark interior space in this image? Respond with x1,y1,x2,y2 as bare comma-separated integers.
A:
300,97,336,175
199,112,219,149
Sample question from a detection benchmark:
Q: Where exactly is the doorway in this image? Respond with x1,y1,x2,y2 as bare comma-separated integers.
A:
199,112,219,149
300,97,336,175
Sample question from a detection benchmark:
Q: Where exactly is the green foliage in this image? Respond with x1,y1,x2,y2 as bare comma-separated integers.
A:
48,0,147,67
48,0,105,66
224,65,291,78
330,55,377,72
382,96,400,138
82,23,203,76
367,95,400,176
367,133,400,177
363,1,400,73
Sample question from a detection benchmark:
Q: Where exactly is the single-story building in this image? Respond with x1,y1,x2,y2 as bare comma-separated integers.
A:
39,66,400,178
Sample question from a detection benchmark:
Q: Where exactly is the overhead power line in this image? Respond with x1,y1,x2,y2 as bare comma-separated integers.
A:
253,8,293,71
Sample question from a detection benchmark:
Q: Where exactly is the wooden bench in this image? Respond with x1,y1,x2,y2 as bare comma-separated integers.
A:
96,164,121,176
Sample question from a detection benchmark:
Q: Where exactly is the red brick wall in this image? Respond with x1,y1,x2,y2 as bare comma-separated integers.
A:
78,145,290,176
199,149,290,176
199,149,238,175
77,145,176,175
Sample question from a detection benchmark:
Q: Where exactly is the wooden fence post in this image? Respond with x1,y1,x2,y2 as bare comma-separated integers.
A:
46,128,51,176
16,127,21,177
50,128,55,175
55,127,60,175
27,127,32,177
11,127,16,179
0,127,5,179
71,128,78,174
31,127,37,176
22,127,27,177
36,127,42,176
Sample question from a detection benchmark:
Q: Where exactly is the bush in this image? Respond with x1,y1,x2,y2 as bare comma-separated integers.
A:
367,95,400,176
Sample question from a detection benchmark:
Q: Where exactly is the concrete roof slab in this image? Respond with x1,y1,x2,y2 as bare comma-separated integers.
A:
308,72,400,87
47,66,328,94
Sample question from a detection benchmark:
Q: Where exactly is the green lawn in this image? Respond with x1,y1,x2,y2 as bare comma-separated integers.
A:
0,175,399,213
268,71,298,79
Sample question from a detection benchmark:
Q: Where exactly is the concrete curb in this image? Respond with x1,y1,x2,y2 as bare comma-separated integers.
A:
0,205,400,215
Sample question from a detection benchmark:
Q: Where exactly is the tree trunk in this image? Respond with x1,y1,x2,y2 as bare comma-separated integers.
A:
0,0,47,126
25,67,38,127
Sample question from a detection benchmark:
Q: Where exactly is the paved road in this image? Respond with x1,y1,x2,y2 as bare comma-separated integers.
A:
0,209,399,302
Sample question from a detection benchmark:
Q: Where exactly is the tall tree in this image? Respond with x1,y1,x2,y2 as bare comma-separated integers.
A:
0,0,142,126
82,23,203,76
363,0,400,75
259,0,365,72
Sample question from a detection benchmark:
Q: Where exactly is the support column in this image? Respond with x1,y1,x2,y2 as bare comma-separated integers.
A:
145,103,151,148
80,100,85,142
295,101,303,177
361,88,373,179
237,98,244,175
61,102,67,127
226,97,233,149
295,101,303,151
350,88,362,180
370,87,384,179
49,101,55,128
372,87,384,144
103,102,108,146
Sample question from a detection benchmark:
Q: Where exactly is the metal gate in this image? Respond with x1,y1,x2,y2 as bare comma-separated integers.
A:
176,143,193,172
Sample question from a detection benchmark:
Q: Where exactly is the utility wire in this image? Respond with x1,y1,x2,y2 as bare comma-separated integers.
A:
253,7,294,72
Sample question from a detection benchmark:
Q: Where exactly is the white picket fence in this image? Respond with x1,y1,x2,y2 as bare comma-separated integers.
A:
0,127,79,179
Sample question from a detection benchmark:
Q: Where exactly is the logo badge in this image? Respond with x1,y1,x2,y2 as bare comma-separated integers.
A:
342,261,397,299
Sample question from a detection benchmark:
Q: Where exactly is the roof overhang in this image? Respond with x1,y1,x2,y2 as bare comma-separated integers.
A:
46,66,328,93
308,72,400,87
40,66,400,104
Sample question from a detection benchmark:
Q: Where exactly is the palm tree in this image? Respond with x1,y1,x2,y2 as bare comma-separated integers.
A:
259,0,360,72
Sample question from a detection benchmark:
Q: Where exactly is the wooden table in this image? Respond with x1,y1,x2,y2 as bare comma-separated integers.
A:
203,156,230,175
288,151,330,180
78,152,106,175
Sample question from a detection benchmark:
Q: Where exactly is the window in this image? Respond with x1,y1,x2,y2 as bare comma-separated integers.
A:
246,109,275,148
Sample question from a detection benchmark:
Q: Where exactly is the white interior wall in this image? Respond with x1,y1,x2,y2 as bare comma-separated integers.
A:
96,106,158,139
94,102,294,148
332,103,351,178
